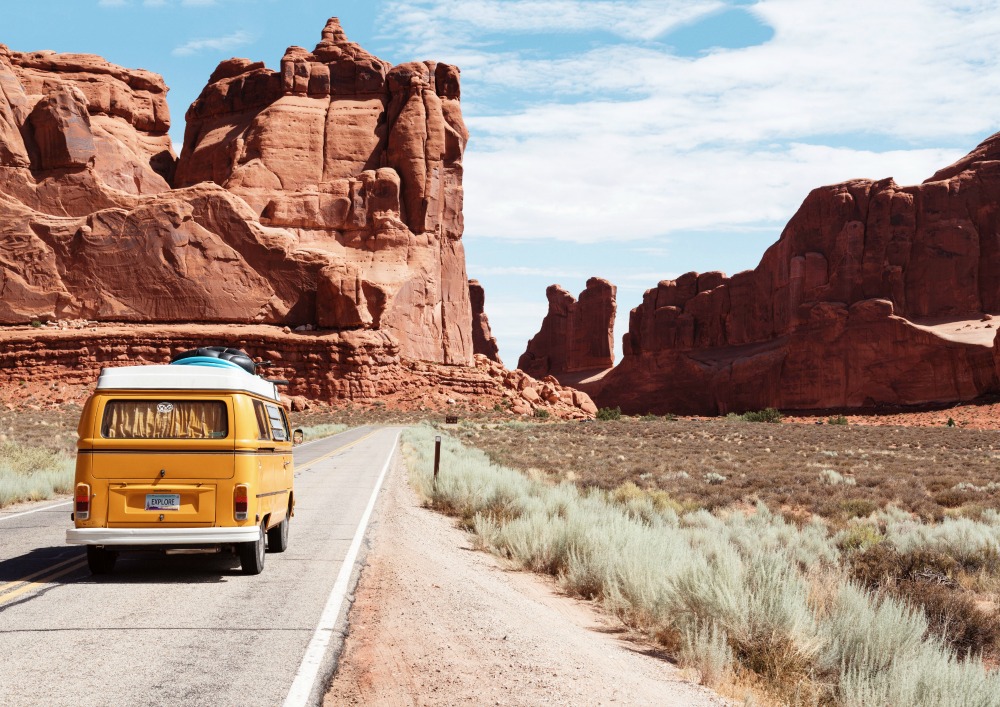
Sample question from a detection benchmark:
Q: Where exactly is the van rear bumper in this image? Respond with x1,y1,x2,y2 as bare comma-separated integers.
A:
67,527,259,546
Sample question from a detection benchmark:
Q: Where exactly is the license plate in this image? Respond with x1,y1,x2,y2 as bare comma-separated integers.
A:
145,493,181,511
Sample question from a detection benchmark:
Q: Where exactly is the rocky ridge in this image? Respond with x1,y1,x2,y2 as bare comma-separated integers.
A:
0,323,598,419
518,277,616,379
584,134,1000,414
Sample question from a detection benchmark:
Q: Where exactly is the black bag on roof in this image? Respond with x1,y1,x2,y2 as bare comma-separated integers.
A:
171,346,257,375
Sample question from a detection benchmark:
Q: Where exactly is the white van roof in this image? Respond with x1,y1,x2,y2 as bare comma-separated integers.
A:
96,365,281,401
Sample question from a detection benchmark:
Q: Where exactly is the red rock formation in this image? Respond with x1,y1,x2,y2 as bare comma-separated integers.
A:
518,277,616,379
0,18,472,366
593,134,1000,414
469,279,501,364
0,324,597,419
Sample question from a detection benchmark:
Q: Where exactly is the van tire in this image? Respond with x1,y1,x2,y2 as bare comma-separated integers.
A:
87,546,117,575
267,513,289,553
239,522,266,575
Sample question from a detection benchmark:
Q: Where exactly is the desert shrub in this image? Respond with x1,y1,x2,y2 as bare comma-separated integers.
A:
827,415,849,425
0,442,75,507
897,580,1000,658
740,408,783,423
820,469,856,486
678,621,734,688
836,524,884,552
30,319,42,328
703,472,726,485
840,498,877,518
880,511,1000,573
848,545,958,590
934,488,973,508
533,407,550,419
596,406,622,421
953,481,1000,493
610,482,684,518
846,543,1000,657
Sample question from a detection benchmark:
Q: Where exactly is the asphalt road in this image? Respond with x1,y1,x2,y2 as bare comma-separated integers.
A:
0,425,402,707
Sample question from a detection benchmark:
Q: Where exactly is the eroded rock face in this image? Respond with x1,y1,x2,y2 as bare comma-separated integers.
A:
469,279,501,364
0,19,473,367
2,44,174,193
593,134,1000,414
0,324,597,419
518,277,616,379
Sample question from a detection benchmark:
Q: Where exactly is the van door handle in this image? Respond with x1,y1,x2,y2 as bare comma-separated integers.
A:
261,447,275,452
283,460,291,468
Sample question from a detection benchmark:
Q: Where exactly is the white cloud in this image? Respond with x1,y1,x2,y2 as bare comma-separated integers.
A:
143,0,168,6
382,0,1000,244
172,29,254,57
181,0,216,5
382,0,723,46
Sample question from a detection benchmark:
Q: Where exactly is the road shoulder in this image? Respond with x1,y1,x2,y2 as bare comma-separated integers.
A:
325,456,728,706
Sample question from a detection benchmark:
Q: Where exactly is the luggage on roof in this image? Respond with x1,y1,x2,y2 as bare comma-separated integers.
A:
170,346,256,375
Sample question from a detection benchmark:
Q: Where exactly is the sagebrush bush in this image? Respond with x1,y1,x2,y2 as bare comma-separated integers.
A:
678,620,734,688
596,406,622,421
820,468,856,486
0,442,75,507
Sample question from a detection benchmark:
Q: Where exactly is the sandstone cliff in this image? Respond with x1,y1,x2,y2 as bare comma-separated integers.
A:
0,19,472,366
518,278,616,379
593,134,1000,414
0,21,598,419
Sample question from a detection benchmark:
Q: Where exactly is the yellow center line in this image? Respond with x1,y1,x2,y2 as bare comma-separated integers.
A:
296,430,377,471
0,559,88,606
0,554,85,593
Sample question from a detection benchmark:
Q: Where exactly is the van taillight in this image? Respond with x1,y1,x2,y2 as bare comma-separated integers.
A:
75,484,91,520
234,485,249,521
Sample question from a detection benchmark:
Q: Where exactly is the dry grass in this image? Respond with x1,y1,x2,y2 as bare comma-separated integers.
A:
451,417,1000,677
456,417,1000,525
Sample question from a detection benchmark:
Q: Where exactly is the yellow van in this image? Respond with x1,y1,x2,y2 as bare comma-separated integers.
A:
66,349,296,575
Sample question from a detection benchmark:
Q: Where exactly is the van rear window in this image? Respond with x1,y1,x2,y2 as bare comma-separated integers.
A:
101,400,229,439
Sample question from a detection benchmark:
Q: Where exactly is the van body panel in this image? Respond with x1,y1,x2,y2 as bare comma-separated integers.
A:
107,484,217,524
88,451,237,480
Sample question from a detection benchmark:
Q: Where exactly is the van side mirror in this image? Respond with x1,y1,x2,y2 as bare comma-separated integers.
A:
292,429,304,445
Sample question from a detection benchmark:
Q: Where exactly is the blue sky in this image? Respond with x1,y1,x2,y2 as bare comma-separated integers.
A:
4,1,1000,366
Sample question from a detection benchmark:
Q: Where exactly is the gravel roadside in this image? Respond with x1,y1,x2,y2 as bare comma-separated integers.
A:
325,456,729,706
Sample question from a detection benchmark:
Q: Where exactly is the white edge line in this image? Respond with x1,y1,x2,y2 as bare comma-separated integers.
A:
283,428,401,707
0,500,72,523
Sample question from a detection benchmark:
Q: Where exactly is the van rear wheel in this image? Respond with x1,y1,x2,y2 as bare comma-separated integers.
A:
239,522,266,575
87,546,117,575
267,513,289,553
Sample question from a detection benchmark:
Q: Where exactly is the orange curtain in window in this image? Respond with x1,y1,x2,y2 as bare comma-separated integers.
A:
102,401,228,439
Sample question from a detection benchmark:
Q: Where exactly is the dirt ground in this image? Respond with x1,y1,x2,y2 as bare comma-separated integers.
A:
325,457,729,707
